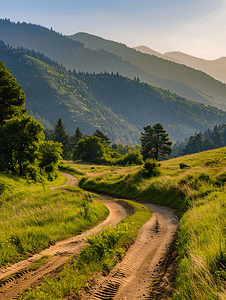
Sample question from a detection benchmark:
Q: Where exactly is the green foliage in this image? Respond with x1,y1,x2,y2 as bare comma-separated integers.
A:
50,117,70,159
141,123,172,160
0,174,109,267
2,41,226,144
0,61,26,124
93,129,110,144
0,115,44,174
71,126,84,148
38,140,63,173
72,135,120,165
20,199,152,299
80,193,93,219
72,136,104,163
71,147,226,299
139,158,161,178
118,150,143,166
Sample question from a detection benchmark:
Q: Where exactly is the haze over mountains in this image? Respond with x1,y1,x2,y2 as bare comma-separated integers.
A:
134,45,226,85
1,19,226,144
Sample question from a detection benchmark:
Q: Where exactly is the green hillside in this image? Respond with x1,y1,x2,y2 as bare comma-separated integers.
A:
70,32,226,110
1,19,226,110
1,42,226,144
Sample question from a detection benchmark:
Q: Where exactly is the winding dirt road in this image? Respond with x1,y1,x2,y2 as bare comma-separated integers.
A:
0,172,129,300
0,172,179,300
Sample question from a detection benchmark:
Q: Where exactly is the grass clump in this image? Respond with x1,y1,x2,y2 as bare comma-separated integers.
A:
0,173,109,268
20,200,152,299
62,147,226,299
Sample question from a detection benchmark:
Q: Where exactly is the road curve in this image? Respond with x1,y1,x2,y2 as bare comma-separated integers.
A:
0,172,129,300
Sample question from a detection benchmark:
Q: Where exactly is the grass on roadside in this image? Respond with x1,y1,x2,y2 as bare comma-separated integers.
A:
20,200,152,300
0,172,109,268
62,147,226,299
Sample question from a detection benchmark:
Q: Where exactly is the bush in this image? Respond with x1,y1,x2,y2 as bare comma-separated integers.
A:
118,150,143,166
139,158,161,178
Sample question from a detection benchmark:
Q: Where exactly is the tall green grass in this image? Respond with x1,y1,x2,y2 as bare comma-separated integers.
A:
20,200,152,299
62,147,226,299
0,172,108,267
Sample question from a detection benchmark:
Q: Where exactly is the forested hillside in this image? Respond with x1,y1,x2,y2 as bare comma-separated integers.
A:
1,42,226,144
1,19,226,111
70,32,226,110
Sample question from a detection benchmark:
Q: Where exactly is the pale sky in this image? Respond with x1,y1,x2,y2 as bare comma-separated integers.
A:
1,0,226,60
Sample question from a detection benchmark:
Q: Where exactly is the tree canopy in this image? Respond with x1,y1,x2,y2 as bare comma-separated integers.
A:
93,129,110,144
51,117,70,159
0,61,26,124
140,123,172,160
0,115,44,174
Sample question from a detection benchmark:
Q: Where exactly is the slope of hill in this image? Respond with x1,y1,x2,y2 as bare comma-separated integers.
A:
163,51,226,84
133,46,164,59
69,32,226,110
134,45,226,84
1,42,226,144
1,19,226,110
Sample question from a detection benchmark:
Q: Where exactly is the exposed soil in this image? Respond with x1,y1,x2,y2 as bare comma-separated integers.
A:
0,172,129,299
70,204,178,300
0,172,179,300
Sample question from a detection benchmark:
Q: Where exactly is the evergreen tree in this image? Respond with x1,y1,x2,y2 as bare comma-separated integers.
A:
51,117,70,159
93,129,111,144
0,61,26,124
140,123,172,160
72,126,84,148
210,131,224,148
140,124,155,160
181,133,204,156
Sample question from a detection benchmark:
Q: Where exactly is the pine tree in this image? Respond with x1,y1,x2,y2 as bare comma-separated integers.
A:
51,117,70,159
210,131,224,148
72,126,84,148
93,129,111,144
140,123,172,160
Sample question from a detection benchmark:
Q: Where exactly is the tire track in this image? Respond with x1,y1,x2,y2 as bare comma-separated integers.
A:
0,173,130,300
80,205,178,300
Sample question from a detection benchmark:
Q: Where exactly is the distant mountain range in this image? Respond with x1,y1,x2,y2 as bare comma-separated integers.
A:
1,42,226,144
134,46,226,85
1,19,226,111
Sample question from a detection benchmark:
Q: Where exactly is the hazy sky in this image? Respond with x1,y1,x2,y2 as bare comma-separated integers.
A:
1,0,226,59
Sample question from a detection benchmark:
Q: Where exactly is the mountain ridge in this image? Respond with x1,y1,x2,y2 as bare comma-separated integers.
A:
1,19,226,110
1,42,226,144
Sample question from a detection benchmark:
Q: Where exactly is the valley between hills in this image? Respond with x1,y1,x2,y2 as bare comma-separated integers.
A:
0,18,226,300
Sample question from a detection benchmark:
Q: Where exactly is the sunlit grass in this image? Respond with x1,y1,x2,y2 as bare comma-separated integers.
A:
0,173,109,267
62,147,226,299
20,200,152,300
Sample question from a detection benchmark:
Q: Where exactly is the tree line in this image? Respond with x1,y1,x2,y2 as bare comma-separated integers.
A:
0,61,62,181
47,117,172,165
172,123,226,157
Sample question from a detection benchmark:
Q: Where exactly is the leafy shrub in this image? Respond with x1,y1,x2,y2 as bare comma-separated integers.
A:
139,158,161,177
118,150,143,166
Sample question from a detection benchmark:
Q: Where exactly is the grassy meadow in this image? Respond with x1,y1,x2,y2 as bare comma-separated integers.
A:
0,172,109,267
62,148,226,299
20,200,152,299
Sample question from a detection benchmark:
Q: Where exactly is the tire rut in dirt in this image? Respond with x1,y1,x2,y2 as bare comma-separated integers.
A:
85,216,167,300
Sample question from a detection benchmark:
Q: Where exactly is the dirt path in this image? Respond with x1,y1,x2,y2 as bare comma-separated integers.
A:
73,204,179,300
0,172,179,300
0,172,129,300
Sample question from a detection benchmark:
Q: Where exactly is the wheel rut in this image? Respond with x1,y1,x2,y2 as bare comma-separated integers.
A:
78,205,178,300
0,173,129,300
0,172,179,300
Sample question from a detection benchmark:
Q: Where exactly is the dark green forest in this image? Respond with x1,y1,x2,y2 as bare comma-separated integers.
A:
1,41,226,144
172,123,226,157
1,19,226,111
